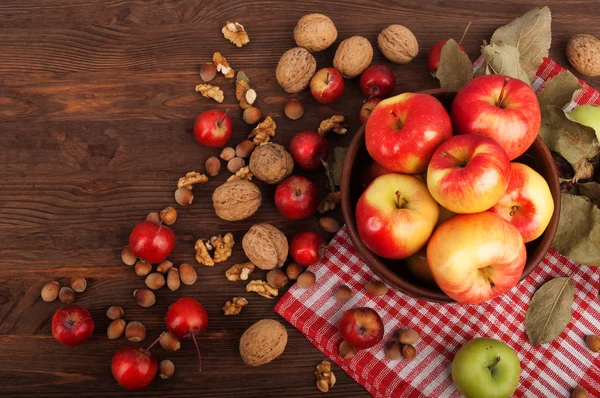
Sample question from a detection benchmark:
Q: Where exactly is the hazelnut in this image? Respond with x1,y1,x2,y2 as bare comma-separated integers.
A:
267,269,288,289
585,334,600,353
145,272,166,290
385,341,402,360
160,331,181,352
135,260,152,277
220,147,236,161
319,217,341,233
378,25,418,64
160,206,177,225
243,107,261,125
146,211,160,224
236,140,256,158
365,280,388,296
107,319,126,339
227,157,245,173
167,268,180,291
200,62,217,82
59,287,75,304
157,260,173,274
174,187,194,206
567,34,600,77
121,246,137,265
106,305,124,320
276,47,317,93
70,276,87,293
159,359,175,379
395,328,420,345
572,386,589,398
205,156,221,177
338,341,355,359
401,344,417,361
286,263,303,280
134,288,156,308
335,285,352,303
125,321,146,343
297,271,316,289
333,36,373,78
41,281,60,302
284,99,304,120
179,263,197,285
294,13,337,52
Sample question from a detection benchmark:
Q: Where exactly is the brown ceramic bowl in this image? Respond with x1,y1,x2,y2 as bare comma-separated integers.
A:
341,88,561,303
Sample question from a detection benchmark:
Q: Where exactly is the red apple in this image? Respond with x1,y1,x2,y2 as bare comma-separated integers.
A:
129,220,175,264
359,97,382,125
112,345,157,390
428,39,467,74
51,305,95,346
289,131,329,170
360,159,390,188
490,162,554,243
405,248,437,288
339,307,384,349
365,93,453,174
310,67,344,104
165,297,208,372
194,109,232,148
359,65,396,99
427,134,511,214
290,231,325,266
427,211,527,304
452,75,541,160
275,176,318,220
356,174,439,259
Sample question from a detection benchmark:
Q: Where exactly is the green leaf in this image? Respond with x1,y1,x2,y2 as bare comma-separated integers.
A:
327,147,347,187
436,39,473,90
578,182,600,208
481,42,530,85
537,71,582,109
552,193,600,266
525,276,575,346
491,6,552,80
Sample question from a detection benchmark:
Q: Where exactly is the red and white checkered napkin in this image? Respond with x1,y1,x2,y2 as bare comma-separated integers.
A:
275,59,600,398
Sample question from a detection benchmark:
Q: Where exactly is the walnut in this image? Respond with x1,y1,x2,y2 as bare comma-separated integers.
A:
315,361,336,393
213,52,235,78
318,191,341,213
378,25,418,64
567,34,600,77
249,143,294,184
212,180,262,221
246,280,278,299
195,84,224,103
223,297,248,315
194,239,215,267
318,115,347,136
212,233,234,263
227,166,253,182
294,14,337,52
226,262,255,281
242,224,289,270
222,21,249,48
333,36,373,79
177,171,208,189
239,319,288,366
276,47,317,93
248,116,276,145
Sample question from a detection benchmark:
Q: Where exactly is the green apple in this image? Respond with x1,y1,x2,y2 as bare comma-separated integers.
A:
451,337,520,398
567,104,600,141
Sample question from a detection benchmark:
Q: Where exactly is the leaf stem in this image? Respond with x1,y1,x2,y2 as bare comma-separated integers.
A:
458,22,472,46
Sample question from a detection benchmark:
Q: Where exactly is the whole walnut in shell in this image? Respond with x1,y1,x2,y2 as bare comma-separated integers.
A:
240,319,287,366
212,180,261,221
249,143,294,184
333,36,373,79
378,24,418,64
276,47,317,93
294,13,337,52
567,34,600,77
242,224,288,270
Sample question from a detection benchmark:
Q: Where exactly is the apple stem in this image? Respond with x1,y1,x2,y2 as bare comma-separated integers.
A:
395,191,408,209
388,110,404,129
191,333,202,372
488,356,501,371
144,332,164,354
458,21,472,46
496,78,510,109
325,71,330,85
217,109,230,127
509,205,519,216
440,151,464,166
321,159,337,194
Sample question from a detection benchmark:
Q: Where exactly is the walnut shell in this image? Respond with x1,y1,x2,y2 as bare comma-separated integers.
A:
239,319,287,366
249,143,294,184
567,34,600,77
276,47,317,93
333,36,373,78
294,14,337,52
378,24,418,64
212,180,261,221
242,224,288,270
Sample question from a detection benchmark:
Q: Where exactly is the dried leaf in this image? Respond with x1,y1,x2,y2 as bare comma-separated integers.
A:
236,71,250,85
552,193,600,266
537,71,582,109
491,6,552,80
327,147,347,187
481,42,530,85
579,182,600,207
525,276,575,346
436,39,473,90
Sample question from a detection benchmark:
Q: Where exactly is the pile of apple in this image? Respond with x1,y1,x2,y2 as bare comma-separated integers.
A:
357,74,555,304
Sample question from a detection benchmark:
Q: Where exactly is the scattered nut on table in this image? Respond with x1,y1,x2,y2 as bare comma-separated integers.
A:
226,262,255,281
246,280,278,299
315,360,336,393
223,297,248,315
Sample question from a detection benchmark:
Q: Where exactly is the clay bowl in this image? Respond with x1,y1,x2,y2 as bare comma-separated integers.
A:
340,88,561,303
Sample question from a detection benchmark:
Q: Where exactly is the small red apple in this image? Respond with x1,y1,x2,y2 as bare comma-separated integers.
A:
129,220,175,264
112,345,157,390
289,131,329,170
52,305,95,346
275,176,318,220
339,307,384,349
359,97,382,125
360,159,389,188
310,67,344,104
428,39,467,74
194,109,232,148
165,297,208,372
290,231,325,266
359,65,396,99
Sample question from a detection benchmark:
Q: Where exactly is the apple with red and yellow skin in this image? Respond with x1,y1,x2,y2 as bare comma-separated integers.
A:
339,307,384,349
427,134,511,214
310,67,344,104
452,74,541,160
427,211,527,304
356,173,439,259
365,92,453,174
490,162,554,243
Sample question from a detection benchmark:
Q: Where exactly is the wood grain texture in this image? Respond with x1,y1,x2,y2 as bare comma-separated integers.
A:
1,1,599,396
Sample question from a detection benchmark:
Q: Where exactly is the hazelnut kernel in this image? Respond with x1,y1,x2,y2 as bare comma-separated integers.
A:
267,269,288,289
167,268,180,291
179,263,197,285
156,260,173,274
160,331,181,352
365,280,388,296
135,261,152,277
41,281,60,302
146,211,160,224
385,341,402,360
145,272,166,290
70,276,87,293
401,344,417,361
227,157,245,173
106,305,124,320
335,285,352,303
174,188,194,206
125,321,146,343
284,99,304,120
220,147,236,161
236,140,256,158
159,359,175,379
159,206,177,225
59,287,75,304
339,341,355,359
297,271,316,289
121,246,137,265
243,107,261,125
107,319,126,339
286,263,303,280
395,328,420,345
134,288,156,308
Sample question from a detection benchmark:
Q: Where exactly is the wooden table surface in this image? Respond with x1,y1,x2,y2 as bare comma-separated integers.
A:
1,1,599,396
